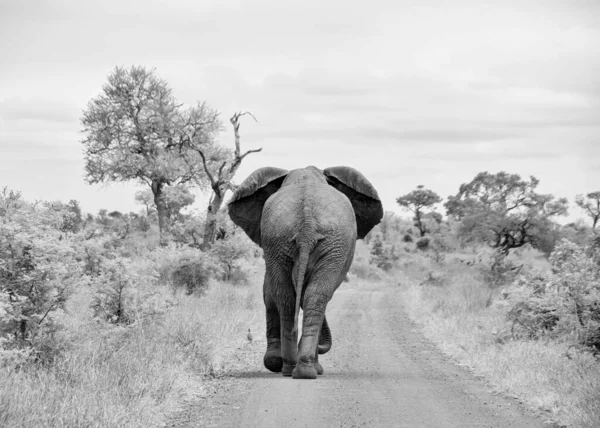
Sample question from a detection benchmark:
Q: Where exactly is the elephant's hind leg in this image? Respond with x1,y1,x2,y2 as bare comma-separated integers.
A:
279,305,298,376
293,290,329,379
263,296,282,373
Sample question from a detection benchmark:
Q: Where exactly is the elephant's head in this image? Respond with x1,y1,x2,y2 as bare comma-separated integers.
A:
228,165,384,246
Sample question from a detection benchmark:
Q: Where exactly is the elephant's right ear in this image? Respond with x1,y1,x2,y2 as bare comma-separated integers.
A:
323,166,384,239
228,167,289,246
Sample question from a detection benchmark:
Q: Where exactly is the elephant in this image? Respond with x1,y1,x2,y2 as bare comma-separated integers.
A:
228,165,383,379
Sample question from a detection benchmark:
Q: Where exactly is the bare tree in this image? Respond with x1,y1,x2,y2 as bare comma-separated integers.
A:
184,111,262,249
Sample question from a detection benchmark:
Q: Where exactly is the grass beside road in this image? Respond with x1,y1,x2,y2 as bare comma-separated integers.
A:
395,248,600,428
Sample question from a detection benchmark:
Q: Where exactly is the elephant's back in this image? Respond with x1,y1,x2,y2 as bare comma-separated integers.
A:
261,182,356,243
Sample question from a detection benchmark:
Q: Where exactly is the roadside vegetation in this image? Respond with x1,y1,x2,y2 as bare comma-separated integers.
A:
0,65,266,427
356,173,600,428
0,187,264,427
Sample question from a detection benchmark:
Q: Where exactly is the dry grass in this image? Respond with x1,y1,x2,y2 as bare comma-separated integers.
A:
0,268,264,428
398,250,600,428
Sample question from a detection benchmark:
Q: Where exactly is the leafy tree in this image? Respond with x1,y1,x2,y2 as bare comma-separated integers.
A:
46,199,83,233
575,192,600,231
134,185,194,225
96,209,110,227
445,171,568,255
560,220,592,246
396,185,442,237
90,258,135,324
0,188,80,358
135,189,155,216
64,199,83,232
80,65,223,245
161,185,195,221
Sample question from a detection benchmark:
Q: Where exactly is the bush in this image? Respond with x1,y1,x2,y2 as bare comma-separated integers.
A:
402,233,413,243
507,239,600,354
415,237,430,251
349,260,382,280
369,234,399,271
0,189,81,362
507,294,561,339
89,258,136,324
171,259,211,295
483,251,522,288
209,234,253,283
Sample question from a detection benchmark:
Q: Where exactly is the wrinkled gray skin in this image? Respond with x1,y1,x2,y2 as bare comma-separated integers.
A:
228,165,383,379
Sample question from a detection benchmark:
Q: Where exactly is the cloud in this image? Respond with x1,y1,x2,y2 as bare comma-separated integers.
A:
190,66,597,155
0,0,598,220
0,96,80,124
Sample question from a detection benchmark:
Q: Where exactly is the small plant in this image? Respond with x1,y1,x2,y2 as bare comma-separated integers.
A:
90,258,136,324
369,234,399,271
483,251,522,288
420,270,444,287
415,237,430,251
402,233,413,243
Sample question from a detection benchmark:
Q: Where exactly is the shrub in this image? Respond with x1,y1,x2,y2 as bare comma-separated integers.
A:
171,259,211,295
90,258,136,324
507,239,600,353
0,189,81,362
209,235,253,283
349,260,382,280
415,237,430,251
402,233,413,243
507,293,561,339
483,251,522,288
145,246,219,287
369,234,399,271
226,265,250,286
170,213,204,248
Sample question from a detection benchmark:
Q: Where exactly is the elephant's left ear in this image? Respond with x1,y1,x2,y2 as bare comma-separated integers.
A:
228,167,289,246
323,166,384,239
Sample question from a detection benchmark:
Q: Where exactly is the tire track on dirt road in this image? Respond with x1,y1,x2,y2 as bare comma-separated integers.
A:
167,283,554,427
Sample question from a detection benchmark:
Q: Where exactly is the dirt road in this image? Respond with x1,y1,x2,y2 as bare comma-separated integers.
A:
167,283,553,428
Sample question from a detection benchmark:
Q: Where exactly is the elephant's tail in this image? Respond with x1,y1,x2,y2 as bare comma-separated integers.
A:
291,234,323,336
292,244,310,336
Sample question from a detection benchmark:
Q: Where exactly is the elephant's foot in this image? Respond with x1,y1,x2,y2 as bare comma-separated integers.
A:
263,349,283,373
282,361,296,377
315,361,324,375
292,357,318,380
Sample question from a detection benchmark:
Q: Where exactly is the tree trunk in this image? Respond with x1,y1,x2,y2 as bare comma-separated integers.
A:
152,180,169,246
414,210,426,237
196,112,262,250
201,186,225,250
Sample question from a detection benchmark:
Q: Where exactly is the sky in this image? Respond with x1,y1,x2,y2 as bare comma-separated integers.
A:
1,0,599,223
